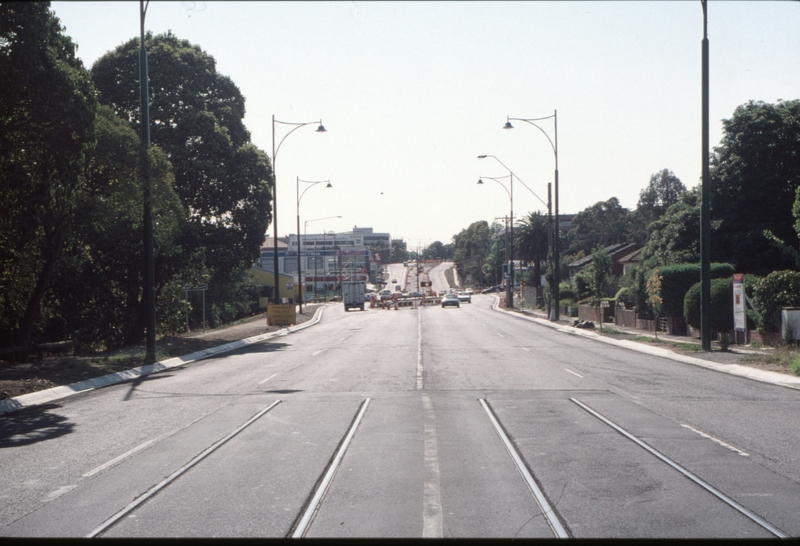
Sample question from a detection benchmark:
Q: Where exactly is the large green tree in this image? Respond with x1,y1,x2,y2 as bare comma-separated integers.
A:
567,197,630,255
0,1,97,350
91,32,272,302
628,169,687,245
709,100,800,274
44,106,185,348
639,187,702,271
453,220,493,287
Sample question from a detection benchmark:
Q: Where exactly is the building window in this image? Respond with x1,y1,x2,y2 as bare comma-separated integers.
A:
284,257,298,273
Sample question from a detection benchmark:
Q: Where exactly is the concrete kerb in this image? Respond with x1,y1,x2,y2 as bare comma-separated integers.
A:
490,296,800,391
0,305,326,416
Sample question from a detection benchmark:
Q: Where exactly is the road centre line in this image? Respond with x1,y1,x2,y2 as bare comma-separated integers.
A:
570,397,787,538
83,439,156,478
497,333,505,338
564,369,583,378
479,399,569,538
258,373,278,385
422,394,444,538
86,400,282,538
681,424,749,457
292,398,371,538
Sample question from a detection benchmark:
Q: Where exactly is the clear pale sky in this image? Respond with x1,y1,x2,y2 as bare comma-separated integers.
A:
50,1,800,246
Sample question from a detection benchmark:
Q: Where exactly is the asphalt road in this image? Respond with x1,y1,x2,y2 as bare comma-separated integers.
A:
1,295,799,538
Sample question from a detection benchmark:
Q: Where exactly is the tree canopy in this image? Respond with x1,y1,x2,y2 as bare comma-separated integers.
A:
91,31,273,287
567,197,630,255
0,1,97,349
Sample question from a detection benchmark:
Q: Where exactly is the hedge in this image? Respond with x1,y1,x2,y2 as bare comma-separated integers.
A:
684,276,756,333
652,263,735,317
751,270,800,333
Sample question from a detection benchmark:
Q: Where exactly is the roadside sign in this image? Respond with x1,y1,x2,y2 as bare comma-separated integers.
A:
268,303,296,326
733,273,745,332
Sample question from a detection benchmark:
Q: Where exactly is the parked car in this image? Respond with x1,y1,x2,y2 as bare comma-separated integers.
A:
457,291,472,303
441,293,460,308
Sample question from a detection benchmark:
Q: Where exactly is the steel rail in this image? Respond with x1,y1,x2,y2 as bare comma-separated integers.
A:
86,399,282,538
479,399,570,538
570,397,789,538
291,398,372,538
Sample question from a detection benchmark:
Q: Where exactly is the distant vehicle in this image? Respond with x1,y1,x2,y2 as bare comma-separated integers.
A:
391,279,397,283
380,289,393,301
457,291,472,303
403,262,408,267
395,285,402,291
438,290,447,295
441,293,460,308
408,291,423,298
342,280,366,311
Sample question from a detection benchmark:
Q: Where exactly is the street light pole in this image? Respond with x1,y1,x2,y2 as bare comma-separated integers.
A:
700,1,711,351
477,173,514,307
139,0,156,363
271,116,326,305
296,178,332,313
504,111,560,320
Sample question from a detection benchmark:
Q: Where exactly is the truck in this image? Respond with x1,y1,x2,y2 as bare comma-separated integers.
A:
342,280,367,311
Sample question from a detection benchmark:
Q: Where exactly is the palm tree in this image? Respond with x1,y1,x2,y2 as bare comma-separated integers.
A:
515,211,550,287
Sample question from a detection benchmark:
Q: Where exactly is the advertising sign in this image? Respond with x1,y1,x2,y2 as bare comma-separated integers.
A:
733,273,746,332
267,304,296,326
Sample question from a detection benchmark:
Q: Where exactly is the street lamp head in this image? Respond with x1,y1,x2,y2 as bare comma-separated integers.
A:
477,155,487,159
477,178,484,185
316,122,327,132
503,121,514,130
325,182,333,188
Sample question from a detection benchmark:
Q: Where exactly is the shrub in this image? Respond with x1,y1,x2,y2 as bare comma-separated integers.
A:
751,270,800,333
615,286,636,308
684,276,756,333
637,263,735,317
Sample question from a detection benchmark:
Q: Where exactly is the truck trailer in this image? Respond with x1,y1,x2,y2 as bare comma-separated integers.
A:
342,280,366,311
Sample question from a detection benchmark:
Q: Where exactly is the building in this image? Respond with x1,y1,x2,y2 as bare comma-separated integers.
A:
254,227,389,302
567,242,640,280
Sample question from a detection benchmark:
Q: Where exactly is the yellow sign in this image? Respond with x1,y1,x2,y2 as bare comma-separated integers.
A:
267,303,296,326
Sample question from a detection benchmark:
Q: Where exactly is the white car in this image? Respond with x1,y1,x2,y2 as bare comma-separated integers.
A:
457,291,472,303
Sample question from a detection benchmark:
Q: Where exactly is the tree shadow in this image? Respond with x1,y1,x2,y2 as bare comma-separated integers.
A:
0,403,75,448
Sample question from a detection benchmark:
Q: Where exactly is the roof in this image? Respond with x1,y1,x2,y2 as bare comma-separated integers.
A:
619,247,644,264
568,243,639,268
261,236,288,250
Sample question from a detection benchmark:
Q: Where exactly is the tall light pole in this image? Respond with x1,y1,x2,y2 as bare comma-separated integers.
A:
305,216,342,303
271,116,326,305
478,154,551,309
139,0,156,363
504,111,560,321
296,178,332,313
700,1,711,350
477,174,514,307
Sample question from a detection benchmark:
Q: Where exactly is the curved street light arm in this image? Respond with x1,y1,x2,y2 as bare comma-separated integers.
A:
506,116,557,157
274,118,325,161
297,178,332,206
478,155,548,208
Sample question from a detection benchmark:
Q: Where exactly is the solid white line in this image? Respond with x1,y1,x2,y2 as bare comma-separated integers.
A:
422,395,443,538
292,398,371,538
83,439,156,478
564,369,583,378
571,397,787,538
681,424,749,457
479,399,569,538
258,373,278,385
416,308,424,390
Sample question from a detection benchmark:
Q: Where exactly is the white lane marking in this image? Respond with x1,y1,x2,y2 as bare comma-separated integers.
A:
312,350,324,357
422,395,443,538
86,400,282,538
572,398,786,538
497,333,505,338
480,399,569,538
521,347,531,352
681,424,749,457
416,308,424,390
564,369,583,378
83,439,156,477
258,373,278,385
292,399,371,537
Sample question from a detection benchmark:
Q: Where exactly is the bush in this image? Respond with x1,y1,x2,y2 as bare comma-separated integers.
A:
615,286,636,309
751,270,800,333
684,276,756,333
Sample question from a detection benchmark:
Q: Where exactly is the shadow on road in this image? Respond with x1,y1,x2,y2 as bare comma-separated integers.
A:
0,403,75,448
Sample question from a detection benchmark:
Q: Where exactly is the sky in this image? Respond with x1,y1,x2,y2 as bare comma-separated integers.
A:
50,1,800,246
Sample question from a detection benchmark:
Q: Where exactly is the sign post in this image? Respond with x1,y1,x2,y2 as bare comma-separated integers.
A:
733,274,745,344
